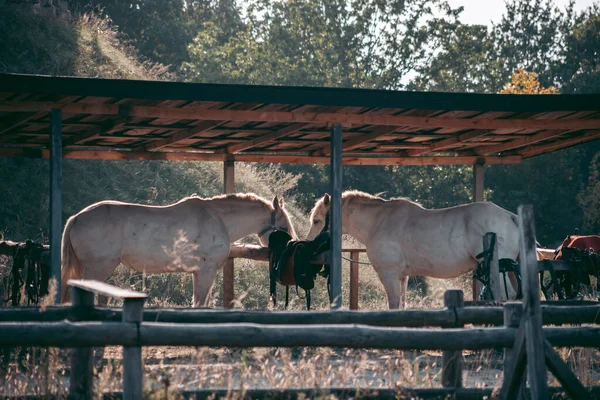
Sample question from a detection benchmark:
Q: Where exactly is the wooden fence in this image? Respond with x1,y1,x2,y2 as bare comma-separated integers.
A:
1,205,598,399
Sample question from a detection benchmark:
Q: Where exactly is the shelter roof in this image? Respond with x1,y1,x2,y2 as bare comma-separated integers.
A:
1,73,599,165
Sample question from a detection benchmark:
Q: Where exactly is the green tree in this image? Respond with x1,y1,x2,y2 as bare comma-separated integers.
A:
183,0,461,89
72,0,243,68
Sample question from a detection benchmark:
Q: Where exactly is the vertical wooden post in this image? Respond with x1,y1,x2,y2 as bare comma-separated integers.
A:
123,298,145,400
483,233,501,301
70,287,94,400
50,108,62,305
472,162,484,301
518,205,549,399
349,251,359,310
503,302,526,400
330,124,343,310
442,290,464,388
223,158,235,309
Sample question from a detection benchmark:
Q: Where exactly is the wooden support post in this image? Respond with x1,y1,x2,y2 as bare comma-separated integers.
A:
330,124,343,310
69,287,94,400
483,233,501,301
442,290,464,388
223,158,235,309
50,108,62,304
518,205,549,399
503,302,526,400
122,298,145,400
472,162,484,301
349,251,359,310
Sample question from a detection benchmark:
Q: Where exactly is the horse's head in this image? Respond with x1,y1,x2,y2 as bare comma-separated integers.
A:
257,195,297,246
306,193,331,241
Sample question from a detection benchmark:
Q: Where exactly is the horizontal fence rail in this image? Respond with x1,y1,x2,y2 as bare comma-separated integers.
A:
2,304,599,326
1,322,600,349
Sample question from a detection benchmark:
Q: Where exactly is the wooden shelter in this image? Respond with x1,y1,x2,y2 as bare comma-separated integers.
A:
1,72,600,306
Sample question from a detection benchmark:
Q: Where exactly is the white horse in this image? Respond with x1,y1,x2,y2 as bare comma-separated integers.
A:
307,191,521,308
61,193,296,307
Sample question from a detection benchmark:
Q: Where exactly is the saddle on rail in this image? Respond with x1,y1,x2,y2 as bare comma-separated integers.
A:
268,230,330,310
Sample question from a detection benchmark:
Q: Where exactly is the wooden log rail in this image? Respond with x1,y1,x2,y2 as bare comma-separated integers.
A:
3,304,599,326
2,320,600,349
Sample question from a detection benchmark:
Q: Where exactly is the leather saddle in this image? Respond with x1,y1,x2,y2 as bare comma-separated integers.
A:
268,230,330,310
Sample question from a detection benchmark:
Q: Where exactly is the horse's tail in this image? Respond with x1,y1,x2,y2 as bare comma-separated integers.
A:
61,216,83,303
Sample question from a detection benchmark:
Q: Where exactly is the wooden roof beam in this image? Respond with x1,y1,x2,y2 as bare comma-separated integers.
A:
2,101,600,131
142,120,223,151
316,126,399,156
406,130,492,157
62,117,128,147
223,123,310,154
520,130,600,158
0,147,522,165
475,130,573,155
0,112,43,135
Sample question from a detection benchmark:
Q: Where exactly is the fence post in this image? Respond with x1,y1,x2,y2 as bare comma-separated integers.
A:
123,298,145,400
503,302,526,399
518,205,549,398
483,232,501,301
349,251,359,310
70,287,94,400
442,289,464,388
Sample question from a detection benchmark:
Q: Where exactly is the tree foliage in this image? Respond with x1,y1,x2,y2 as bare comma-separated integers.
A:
500,67,559,94
183,0,461,89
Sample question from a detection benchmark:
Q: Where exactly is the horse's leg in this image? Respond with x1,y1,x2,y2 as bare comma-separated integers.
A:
400,276,409,309
81,259,120,306
372,265,402,309
192,265,219,308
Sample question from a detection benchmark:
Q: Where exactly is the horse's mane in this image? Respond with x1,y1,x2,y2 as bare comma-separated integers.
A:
186,192,274,209
311,190,422,219
344,190,423,207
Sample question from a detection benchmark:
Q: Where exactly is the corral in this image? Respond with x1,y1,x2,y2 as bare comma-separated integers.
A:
1,73,600,398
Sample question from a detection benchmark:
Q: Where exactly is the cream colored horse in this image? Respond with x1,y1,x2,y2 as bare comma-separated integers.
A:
61,193,296,307
307,191,521,308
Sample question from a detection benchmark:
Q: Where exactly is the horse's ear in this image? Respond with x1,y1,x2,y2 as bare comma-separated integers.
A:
323,193,330,206
272,195,281,211
278,196,285,209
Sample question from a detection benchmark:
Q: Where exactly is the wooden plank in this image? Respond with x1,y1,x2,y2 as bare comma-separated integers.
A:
50,109,62,305
3,101,600,130
442,290,464,388
520,130,600,158
318,126,399,155
476,129,570,155
330,124,343,310
349,252,359,310
503,302,526,400
144,120,223,151
518,204,549,399
69,287,94,400
225,123,310,153
223,159,235,309
62,117,128,147
0,147,523,165
500,322,527,400
544,340,591,399
67,279,148,300
406,130,492,156
483,233,501,301
0,112,41,135
122,298,145,400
